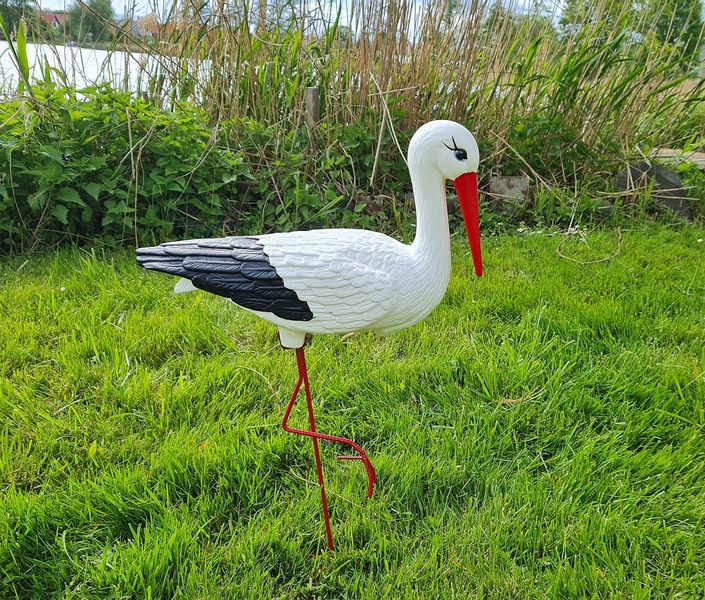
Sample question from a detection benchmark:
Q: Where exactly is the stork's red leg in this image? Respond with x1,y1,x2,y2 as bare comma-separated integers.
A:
281,347,377,551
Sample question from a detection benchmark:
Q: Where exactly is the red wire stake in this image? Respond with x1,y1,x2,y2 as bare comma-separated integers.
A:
281,346,376,551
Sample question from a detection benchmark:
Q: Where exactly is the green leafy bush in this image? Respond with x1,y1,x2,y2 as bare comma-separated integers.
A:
0,85,394,251
0,85,250,249
1,82,702,253
502,113,597,179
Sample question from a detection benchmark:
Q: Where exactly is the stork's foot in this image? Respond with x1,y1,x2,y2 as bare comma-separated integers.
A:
336,448,376,498
307,430,376,498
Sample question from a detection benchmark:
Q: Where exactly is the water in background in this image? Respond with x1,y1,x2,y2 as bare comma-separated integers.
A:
0,41,208,96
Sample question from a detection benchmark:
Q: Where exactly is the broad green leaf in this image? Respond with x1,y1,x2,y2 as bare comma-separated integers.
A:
84,183,101,201
58,187,85,206
15,22,30,82
82,206,94,223
51,204,68,225
222,173,241,184
39,146,63,164
27,191,47,211
167,180,185,192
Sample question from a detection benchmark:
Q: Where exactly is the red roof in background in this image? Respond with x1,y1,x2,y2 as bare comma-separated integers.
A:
39,11,68,27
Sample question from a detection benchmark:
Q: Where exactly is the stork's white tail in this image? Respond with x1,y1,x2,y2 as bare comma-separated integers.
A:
174,278,198,294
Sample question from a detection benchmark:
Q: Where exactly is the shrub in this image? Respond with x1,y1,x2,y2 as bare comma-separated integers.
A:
0,85,246,249
0,84,406,251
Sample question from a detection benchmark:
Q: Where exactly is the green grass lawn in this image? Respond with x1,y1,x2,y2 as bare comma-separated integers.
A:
1,225,704,598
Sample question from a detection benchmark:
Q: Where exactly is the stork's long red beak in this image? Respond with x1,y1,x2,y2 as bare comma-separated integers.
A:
453,171,483,277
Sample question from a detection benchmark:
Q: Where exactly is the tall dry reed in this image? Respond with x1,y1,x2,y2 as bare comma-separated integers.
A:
114,0,703,174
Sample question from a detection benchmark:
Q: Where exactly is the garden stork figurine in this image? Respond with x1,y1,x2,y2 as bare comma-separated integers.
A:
136,120,483,551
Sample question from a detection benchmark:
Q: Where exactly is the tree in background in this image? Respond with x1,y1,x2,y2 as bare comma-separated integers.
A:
641,0,704,63
482,2,556,46
68,0,114,42
560,0,704,64
443,0,460,30
0,0,32,38
559,0,631,34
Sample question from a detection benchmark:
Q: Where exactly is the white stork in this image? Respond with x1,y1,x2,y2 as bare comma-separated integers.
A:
136,120,483,551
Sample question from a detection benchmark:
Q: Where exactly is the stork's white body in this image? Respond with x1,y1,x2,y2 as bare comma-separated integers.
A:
146,120,481,348
247,224,451,347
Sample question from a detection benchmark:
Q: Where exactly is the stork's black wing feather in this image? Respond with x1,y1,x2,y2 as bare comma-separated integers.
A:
136,237,313,321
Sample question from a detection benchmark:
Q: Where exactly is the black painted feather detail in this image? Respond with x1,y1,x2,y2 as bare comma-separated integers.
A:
136,237,313,321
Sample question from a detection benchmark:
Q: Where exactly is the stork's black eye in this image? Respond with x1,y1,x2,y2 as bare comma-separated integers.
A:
444,137,468,161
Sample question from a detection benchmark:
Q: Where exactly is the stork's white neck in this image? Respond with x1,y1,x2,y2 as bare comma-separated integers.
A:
409,164,451,265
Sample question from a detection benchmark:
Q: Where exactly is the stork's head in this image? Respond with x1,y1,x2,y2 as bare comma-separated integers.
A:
408,120,483,277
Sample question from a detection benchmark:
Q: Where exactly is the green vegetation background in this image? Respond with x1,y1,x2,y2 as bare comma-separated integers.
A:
1,84,705,253
1,0,705,252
